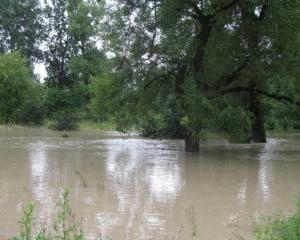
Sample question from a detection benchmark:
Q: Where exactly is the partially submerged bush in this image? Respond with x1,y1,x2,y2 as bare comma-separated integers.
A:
49,112,79,131
216,105,252,143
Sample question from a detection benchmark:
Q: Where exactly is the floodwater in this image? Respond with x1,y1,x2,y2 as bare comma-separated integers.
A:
0,127,300,240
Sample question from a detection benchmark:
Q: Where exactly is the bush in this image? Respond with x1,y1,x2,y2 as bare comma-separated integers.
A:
256,199,300,240
217,105,252,143
49,112,79,131
140,114,166,138
139,112,185,139
0,52,39,123
20,101,45,125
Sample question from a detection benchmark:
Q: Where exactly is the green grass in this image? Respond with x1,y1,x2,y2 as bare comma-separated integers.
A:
255,198,300,240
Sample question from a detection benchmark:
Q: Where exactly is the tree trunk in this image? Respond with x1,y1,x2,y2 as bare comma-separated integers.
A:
185,133,200,152
249,91,266,143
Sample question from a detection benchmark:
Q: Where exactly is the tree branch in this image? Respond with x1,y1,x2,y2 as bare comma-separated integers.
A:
218,57,250,88
215,0,240,13
142,71,173,90
186,0,209,23
222,86,300,106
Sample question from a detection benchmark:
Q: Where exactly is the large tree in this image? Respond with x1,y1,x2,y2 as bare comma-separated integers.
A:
218,1,300,143
43,0,103,88
0,52,39,123
95,0,300,152
0,0,43,62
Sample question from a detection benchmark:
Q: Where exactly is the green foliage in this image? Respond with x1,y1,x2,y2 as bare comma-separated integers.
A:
19,203,34,240
256,199,300,240
53,190,83,240
44,0,103,88
217,104,252,143
0,0,43,61
16,190,83,240
0,52,40,123
43,87,86,117
0,0,299,150
49,112,79,131
20,100,45,126
265,101,300,132
97,0,300,151
181,80,213,141
139,113,166,138
90,73,122,121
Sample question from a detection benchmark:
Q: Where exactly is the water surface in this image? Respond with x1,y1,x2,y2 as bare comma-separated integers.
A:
0,127,300,240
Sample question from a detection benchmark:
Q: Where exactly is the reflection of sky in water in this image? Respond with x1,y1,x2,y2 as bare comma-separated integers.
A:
97,139,183,239
29,141,48,201
29,141,55,225
105,139,183,202
258,139,278,203
238,178,247,206
146,164,182,202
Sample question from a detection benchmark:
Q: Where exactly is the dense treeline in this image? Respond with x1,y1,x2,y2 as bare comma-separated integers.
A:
0,0,299,152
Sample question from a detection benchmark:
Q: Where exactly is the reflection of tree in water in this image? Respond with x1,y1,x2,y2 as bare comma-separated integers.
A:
97,139,184,240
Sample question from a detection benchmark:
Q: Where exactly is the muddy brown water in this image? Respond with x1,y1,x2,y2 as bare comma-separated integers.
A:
0,127,300,240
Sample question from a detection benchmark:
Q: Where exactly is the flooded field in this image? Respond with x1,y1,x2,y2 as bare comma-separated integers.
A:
0,127,300,240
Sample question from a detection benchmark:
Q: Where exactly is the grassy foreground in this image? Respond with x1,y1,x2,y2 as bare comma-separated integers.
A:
12,190,300,240
255,200,300,240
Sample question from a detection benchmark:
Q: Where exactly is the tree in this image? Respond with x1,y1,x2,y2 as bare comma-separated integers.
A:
96,0,300,152
43,0,103,88
0,52,39,123
218,0,300,142
0,0,43,62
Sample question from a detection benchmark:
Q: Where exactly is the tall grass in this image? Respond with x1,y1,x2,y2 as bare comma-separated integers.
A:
255,199,300,240
15,190,83,240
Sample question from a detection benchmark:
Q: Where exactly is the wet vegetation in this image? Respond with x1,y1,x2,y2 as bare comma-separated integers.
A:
255,199,300,240
1,0,300,238
15,191,300,240
0,0,299,152
15,190,84,240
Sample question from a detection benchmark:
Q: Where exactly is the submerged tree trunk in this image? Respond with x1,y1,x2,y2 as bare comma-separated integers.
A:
249,91,266,143
185,133,200,152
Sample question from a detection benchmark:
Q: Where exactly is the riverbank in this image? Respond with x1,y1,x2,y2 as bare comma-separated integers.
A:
0,120,117,132
1,122,299,138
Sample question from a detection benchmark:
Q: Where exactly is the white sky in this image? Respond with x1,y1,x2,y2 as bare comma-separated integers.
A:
34,62,47,82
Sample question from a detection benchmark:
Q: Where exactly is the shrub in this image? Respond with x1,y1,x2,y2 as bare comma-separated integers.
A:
20,101,45,125
217,105,252,143
49,112,79,131
0,52,38,123
256,199,300,240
